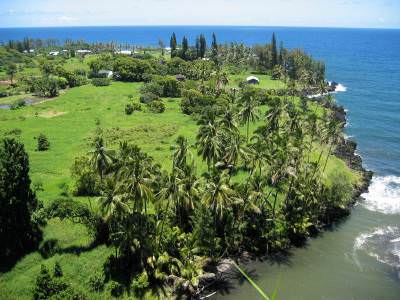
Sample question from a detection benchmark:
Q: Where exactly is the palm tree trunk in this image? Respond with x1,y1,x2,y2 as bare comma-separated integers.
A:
322,142,334,174
246,120,250,143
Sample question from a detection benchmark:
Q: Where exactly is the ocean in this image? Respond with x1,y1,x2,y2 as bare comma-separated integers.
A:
1,26,399,299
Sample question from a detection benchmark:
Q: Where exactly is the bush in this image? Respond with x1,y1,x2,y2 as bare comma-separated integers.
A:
92,78,111,87
107,280,124,298
25,75,67,97
125,104,134,115
180,89,215,115
130,271,149,292
139,92,159,104
71,156,100,196
147,100,165,113
87,271,105,292
125,103,141,115
54,262,63,277
140,81,163,96
37,133,50,151
33,265,68,300
113,56,153,82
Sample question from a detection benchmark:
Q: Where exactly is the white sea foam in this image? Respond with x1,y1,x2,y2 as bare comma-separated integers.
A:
335,83,347,92
361,176,400,215
353,226,400,269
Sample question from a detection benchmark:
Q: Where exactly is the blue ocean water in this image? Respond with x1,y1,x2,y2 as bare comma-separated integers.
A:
1,26,399,298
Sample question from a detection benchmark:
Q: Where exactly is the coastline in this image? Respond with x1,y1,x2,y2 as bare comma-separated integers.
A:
196,100,373,299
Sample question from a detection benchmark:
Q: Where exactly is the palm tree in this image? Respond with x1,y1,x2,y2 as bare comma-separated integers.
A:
238,96,260,143
99,178,130,222
89,137,114,181
172,136,192,171
203,171,237,227
317,80,328,98
196,121,221,170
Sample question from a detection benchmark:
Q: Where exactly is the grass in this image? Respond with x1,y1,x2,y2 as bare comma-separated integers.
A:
0,75,361,299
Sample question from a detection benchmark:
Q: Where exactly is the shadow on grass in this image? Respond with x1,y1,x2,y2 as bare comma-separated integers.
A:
38,238,98,259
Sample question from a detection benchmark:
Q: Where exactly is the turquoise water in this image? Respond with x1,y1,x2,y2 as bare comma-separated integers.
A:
1,26,399,299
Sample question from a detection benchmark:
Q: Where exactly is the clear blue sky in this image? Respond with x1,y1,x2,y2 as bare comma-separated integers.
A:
0,0,399,29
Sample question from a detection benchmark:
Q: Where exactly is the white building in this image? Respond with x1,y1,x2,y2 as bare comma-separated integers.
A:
49,51,59,56
98,70,114,78
115,50,133,55
246,76,260,84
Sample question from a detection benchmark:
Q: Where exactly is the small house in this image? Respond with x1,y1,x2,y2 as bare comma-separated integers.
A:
49,51,59,56
246,76,260,85
98,70,114,79
76,49,92,56
175,74,186,82
115,50,132,55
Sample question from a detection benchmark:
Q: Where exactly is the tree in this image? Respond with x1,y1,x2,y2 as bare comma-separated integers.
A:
199,34,207,58
89,137,114,181
211,33,218,64
37,133,50,151
158,38,165,56
271,32,278,67
196,121,221,170
238,94,260,143
195,36,200,58
6,63,17,84
99,178,130,222
170,33,177,58
181,36,189,60
0,138,42,260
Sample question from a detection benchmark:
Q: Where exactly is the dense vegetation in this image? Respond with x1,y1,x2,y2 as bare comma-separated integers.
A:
0,33,361,299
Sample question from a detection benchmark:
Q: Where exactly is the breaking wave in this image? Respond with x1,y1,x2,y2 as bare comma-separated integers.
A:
335,83,347,92
354,226,400,270
361,176,400,215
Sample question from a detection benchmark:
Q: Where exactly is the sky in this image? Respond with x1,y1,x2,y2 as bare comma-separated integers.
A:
0,0,399,29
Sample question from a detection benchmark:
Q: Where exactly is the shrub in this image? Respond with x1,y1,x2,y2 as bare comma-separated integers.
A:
92,78,111,87
147,100,165,113
107,280,124,298
25,75,67,97
71,156,100,196
139,92,159,104
130,271,149,292
125,103,141,115
37,133,50,151
87,271,105,292
54,262,63,277
140,81,163,96
113,56,153,82
125,104,134,115
33,265,68,300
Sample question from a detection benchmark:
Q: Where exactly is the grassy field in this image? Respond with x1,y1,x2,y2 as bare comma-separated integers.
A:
0,76,360,299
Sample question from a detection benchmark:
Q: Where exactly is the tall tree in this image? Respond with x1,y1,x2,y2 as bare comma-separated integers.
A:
271,32,278,67
195,36,201,58
181,36,189,60
199,34,207,58
211,33,218,64
238,94,261,143
0,138,42,260
170,33,177,58
89,137,114,182
6,63,17,84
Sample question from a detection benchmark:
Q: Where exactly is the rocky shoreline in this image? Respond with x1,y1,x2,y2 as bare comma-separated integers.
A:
194,101,373,299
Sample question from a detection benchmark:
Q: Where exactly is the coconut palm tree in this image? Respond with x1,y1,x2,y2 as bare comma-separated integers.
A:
89,137,114,181
202,171,237,227
196,121,222,170
238,95,260,143
99,178,130,222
